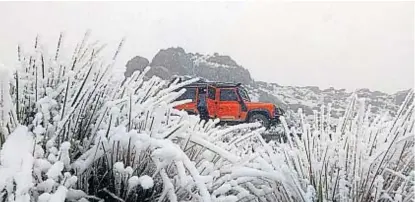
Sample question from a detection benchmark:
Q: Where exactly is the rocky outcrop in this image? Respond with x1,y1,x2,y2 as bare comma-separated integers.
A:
145,47,253,84
150,47,194,80
125,56,149,77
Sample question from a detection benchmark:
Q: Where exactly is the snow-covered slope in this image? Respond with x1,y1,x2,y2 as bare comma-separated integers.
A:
251,82,406,117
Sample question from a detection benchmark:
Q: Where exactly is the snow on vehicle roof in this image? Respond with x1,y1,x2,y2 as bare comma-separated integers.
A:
184,81,243,88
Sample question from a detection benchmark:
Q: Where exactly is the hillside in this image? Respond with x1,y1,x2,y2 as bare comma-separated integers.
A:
125,47,408,119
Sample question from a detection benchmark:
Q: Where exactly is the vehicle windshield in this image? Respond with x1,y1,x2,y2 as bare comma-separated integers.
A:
238,87,251,102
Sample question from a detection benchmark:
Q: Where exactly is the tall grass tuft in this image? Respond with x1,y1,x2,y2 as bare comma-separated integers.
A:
0,33,413,202
0,33,301,202
270,93,414,202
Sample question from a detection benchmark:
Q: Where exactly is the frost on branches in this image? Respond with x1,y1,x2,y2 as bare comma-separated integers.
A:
269,93,414,202
0,33,413,202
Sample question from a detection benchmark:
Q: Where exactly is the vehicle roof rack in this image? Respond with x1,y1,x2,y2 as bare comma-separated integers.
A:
185,81,243,88
170,76,244,88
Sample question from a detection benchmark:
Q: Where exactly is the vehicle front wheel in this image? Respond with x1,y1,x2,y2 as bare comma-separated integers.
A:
248,114,270,129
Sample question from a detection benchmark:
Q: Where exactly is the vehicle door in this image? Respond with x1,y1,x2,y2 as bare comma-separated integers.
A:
206,85,217,118
216,88,242,121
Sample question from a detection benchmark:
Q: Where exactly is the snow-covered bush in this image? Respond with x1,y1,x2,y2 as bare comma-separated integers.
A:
270,93,414,202
0,33,307,202
0,32,413,202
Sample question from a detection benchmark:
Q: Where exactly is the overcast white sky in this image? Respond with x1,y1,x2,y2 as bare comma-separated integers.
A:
0,1,413,93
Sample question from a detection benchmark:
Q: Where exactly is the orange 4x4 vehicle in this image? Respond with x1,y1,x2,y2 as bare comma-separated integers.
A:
173,81,285,129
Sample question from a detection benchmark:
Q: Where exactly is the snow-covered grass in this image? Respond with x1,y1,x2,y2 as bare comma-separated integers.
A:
0,33,413,202
271,93,414,202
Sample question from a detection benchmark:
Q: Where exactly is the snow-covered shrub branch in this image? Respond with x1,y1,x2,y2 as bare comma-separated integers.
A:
0,33,311,202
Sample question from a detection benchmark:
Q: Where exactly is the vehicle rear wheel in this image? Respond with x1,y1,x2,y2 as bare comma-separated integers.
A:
249,114,270,129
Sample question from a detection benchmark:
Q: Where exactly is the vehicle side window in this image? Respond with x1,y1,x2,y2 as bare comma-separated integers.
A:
176,87,196,102
208,86,216,100
220,89,238,101
238,88,250,102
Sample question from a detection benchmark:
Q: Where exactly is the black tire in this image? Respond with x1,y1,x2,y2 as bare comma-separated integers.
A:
248,113,270,129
